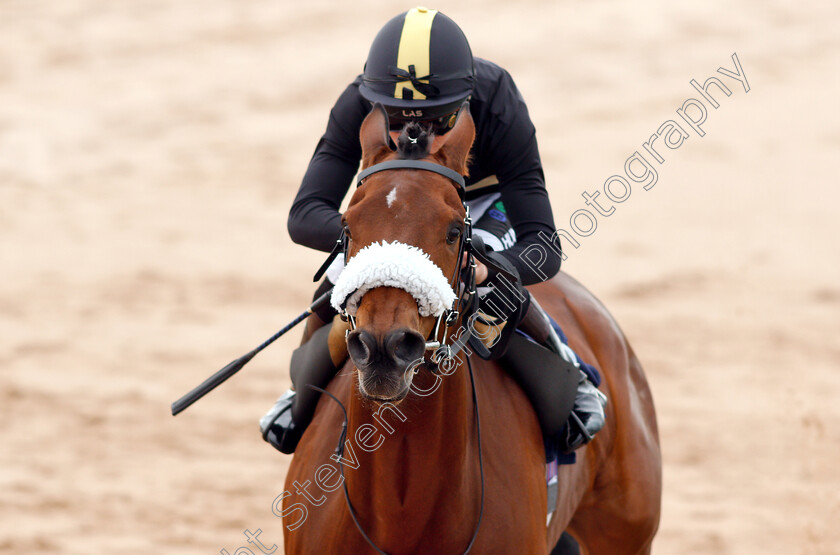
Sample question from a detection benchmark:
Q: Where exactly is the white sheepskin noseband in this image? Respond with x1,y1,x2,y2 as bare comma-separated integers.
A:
330,241,457,318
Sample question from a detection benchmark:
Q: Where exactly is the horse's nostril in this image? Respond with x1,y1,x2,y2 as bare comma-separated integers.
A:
385,329,426,365
347,330,375,366
349,329,425,369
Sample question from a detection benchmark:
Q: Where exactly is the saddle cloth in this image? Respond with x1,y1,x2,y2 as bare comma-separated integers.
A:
539,318,602,520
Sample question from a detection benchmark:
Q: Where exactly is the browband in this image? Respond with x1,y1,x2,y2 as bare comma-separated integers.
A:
356,160,466,189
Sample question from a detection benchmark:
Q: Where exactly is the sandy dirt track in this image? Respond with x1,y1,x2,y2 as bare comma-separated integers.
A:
2,1,839,553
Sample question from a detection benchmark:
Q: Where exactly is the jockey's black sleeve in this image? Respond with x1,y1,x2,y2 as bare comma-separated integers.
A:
287,84,368,252
470,62,561,285
287,58,562,284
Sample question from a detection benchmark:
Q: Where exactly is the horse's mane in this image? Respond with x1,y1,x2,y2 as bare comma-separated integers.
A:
396,122,434,160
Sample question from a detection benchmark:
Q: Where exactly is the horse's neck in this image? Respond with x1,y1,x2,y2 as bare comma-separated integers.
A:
344,361,479,539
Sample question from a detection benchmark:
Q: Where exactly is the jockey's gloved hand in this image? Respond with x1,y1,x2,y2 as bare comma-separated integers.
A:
564,371,608,453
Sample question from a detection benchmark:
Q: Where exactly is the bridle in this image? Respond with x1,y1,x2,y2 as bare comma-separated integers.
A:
309,157,491,554
315,158,485,372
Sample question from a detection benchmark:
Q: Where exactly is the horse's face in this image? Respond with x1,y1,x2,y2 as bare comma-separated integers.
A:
340,105,475,402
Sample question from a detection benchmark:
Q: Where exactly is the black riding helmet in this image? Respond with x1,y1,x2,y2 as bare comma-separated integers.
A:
359,7,475,129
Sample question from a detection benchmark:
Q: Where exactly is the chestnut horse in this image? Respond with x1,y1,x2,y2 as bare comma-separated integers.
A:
282,106,661,554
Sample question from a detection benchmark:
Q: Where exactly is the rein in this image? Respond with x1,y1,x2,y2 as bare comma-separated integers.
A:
312,157,486,553
308,349,484,555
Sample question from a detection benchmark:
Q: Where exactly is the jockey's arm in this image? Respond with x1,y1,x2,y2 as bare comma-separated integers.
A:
287,81,369,253
478,69,562,286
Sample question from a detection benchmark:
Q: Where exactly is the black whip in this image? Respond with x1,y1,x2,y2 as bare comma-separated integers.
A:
171,289,332,416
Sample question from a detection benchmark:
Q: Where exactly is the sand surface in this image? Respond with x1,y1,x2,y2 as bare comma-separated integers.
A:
2,1,839,553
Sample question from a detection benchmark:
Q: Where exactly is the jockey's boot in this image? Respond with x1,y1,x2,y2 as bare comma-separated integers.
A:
515,297,608,453
261,280,348,454
299,278,337,344
260,388,298,453
260,317,350,453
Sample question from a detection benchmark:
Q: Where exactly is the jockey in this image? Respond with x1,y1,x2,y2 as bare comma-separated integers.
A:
262,7,606,456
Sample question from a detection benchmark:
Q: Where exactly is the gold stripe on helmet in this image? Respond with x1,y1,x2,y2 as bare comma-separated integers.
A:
394,7,438,101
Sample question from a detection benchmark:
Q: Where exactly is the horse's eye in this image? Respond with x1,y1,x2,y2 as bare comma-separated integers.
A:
343,223,352,239
446,226,462,245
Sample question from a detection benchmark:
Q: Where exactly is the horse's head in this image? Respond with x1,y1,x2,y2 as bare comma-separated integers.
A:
331,104,475,402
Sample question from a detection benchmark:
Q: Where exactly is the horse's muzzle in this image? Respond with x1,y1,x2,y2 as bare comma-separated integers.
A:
346,328,426,401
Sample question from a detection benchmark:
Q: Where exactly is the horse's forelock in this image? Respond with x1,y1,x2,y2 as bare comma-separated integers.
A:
396,122,434,160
